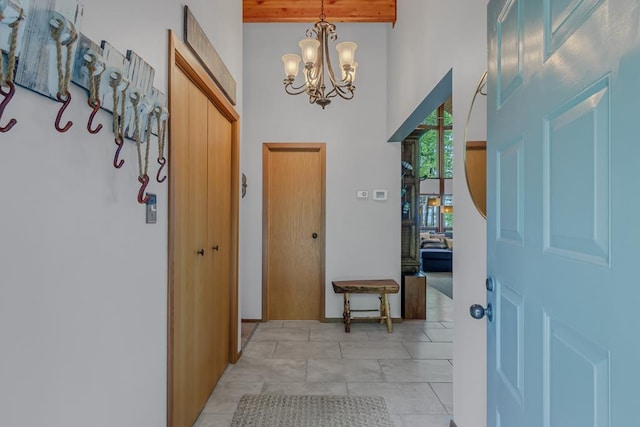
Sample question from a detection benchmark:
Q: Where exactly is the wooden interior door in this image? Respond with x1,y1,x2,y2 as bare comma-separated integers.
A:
168,32,240,427
170,67,215,427
189,81,215,411
263,143,325,320
208,101,232,382
169,63,196,427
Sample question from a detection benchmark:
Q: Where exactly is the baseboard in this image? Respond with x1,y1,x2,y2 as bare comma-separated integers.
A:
450,420,457,427
241,318,261,322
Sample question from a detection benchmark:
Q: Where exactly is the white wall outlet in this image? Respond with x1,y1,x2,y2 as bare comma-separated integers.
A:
356,190,369,199
373,189,388,201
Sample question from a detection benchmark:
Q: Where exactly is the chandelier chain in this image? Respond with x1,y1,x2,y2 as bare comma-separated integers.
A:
319,0,326,21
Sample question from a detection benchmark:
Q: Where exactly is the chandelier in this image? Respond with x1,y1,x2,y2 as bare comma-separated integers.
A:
281,0,358,109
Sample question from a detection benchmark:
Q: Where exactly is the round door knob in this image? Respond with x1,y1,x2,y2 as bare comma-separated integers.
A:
197,249,205,256
312,233,318,239
470,303,493,322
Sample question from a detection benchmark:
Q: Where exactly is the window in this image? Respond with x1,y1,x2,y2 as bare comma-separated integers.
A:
419,105,453,179
419,194,453,232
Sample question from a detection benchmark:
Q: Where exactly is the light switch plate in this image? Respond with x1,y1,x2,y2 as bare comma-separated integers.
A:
146,193,157,224
373,189,388,201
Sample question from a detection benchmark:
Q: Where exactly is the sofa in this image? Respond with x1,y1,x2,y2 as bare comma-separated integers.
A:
420,233,453,272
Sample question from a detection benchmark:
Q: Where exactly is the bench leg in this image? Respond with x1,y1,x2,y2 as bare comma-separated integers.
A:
383,294,393,333
343,293,351,333
379,296,385,325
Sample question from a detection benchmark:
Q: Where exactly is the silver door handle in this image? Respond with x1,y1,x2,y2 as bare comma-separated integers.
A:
470,303,493,322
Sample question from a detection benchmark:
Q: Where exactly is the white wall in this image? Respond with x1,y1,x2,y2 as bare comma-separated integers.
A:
388,1,488,426
241,23,400,320
0,1,242,426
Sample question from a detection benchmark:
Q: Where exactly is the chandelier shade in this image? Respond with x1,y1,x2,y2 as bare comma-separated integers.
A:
336,42,357,66
299,38,320,64
281,0,358,109
282,54,301,78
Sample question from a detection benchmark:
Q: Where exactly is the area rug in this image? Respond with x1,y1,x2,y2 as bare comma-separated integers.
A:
231,394,393,427
427,272,453,299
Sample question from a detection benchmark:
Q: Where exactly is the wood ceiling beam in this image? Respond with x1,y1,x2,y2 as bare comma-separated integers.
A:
243,0,396,23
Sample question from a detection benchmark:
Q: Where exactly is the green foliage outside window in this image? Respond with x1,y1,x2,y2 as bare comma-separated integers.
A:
419,109,453,179
443,130,453,178
419,130,438,179
443,213,453,228
422,109,438,126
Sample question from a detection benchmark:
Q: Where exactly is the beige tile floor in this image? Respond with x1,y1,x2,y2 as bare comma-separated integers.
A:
194,286,454,427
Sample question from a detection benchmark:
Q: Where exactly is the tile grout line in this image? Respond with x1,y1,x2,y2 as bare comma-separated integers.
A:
427,382,451,415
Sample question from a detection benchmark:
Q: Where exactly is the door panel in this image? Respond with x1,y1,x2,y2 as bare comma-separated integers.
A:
170,67,195,427
487,0,640,425
263,144,325,321
188,78,214,413
171,73,215,427
208,101,232,382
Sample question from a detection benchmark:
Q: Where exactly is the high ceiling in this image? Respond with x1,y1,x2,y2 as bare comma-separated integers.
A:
243,0,396,23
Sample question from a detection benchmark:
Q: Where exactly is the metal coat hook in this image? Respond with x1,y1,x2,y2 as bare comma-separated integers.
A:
87,100,102,133
0,82,17,132
137,175,150,204
113,135,124,168
55,91,73,132
154,105,169,183
50,15,77,133
84,52,105,134
156,157,167,183
109,71,128,169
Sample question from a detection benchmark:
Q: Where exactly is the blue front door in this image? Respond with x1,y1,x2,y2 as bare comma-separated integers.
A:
485,0,640,425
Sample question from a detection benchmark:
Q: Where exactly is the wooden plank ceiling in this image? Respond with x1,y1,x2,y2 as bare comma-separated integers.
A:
243,0,396,23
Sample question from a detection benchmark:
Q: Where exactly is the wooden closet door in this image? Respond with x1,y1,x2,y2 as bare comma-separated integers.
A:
168,31,240,427
170,67,197,427
207,101,232,383
188,82,216,411
170,71,217,427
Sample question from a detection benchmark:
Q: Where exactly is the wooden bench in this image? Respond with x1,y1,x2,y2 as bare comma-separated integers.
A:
331,279,400,333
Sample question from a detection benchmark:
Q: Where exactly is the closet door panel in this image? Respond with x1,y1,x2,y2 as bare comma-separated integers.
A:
188,83,217,407
170,67,196,427
207,101,232,382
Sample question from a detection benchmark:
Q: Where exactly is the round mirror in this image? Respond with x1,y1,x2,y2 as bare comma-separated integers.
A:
464,70,488,218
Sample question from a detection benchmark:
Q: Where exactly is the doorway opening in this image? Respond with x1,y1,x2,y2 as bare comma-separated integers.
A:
417,99,454,299
394,72,455,420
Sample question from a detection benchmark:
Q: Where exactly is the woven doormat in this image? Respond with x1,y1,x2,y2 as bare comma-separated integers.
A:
231,394,394,427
